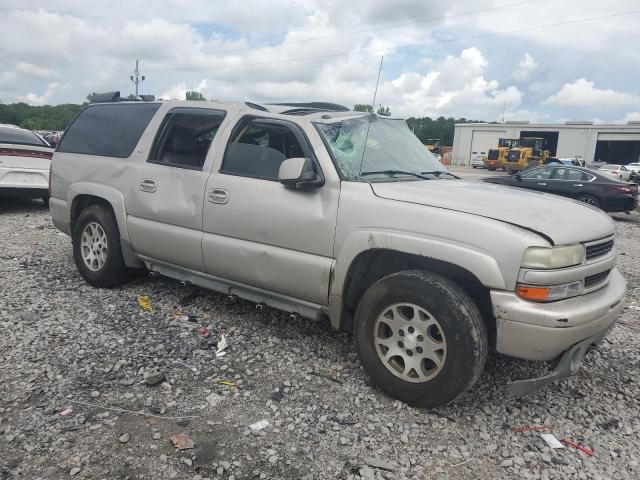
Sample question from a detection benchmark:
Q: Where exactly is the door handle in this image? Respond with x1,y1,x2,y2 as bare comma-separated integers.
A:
139,179,158,193
573,184,583,187
537,182,547,186
208,188,229,204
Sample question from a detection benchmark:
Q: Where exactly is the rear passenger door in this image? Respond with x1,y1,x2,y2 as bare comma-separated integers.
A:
126,107,226,272
201,116,339,305
546,167,593,200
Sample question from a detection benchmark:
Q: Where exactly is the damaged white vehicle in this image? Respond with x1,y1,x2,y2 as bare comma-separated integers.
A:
50,96,626,407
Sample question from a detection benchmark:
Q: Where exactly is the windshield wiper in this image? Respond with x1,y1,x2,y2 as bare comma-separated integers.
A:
420,170,460,179
360,170,432,180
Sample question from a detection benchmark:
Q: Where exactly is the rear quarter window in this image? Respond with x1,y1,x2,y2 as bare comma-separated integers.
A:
57,103,160,158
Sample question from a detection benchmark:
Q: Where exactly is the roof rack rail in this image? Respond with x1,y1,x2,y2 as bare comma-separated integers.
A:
270,102,350,112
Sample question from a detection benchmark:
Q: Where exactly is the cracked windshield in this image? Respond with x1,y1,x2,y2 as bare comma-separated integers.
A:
316,115,445,180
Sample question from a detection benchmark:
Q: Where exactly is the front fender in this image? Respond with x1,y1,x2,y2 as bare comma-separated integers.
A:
331,230,507,297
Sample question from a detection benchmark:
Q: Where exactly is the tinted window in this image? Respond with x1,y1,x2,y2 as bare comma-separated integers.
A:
148,108,225,170
57,103,160,158
520,167,553,179
552,167,584,181
221,119,307,180
0,127,48,147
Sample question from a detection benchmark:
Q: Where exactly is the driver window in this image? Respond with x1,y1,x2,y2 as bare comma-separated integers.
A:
221,119,307,180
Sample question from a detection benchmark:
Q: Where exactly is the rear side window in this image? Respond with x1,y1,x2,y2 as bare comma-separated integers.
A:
0,127,48,147
148,108,226,170
57,103,160,158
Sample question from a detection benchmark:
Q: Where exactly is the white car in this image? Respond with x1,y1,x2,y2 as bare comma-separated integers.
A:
598,164,633,182
470,152,485,168
0,125,53,205
627,163,640,174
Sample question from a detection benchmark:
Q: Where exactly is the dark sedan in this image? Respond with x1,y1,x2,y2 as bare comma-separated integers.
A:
483,165,638,212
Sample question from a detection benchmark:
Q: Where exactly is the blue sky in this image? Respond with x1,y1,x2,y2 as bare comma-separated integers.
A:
1,0,639,123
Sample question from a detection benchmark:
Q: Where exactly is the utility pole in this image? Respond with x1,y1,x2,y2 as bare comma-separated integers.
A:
130,60,145,98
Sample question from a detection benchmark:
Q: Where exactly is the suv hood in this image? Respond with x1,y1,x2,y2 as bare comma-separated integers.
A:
370,180,614,245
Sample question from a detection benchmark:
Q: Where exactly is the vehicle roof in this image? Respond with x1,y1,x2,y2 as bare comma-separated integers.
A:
90,99,388,123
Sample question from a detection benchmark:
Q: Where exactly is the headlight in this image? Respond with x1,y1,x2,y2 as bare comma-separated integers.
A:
521,244,585,269
517,281,583,302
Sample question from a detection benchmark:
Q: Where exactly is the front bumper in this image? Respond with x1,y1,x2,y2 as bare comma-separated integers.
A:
491,268,626,395
491,268,626,362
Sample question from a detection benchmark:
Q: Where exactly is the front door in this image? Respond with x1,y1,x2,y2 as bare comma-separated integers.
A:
202,116,339,305
126,107,227,271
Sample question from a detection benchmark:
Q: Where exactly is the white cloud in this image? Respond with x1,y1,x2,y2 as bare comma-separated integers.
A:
17,82,65,105
511,53,538,82
618,112,640,123
544,78,640,108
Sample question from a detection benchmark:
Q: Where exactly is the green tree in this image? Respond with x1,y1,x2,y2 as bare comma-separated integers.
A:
186,91,206,101
353,103,373,113
0,102,84,131
377,105,391,116
405,116,487,146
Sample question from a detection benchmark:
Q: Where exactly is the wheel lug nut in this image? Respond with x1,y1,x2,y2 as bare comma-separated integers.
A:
416,347,423,354
408,326,414,333
398,341,404,348
406,350,413,356
417,335,424,342
399,329,405,336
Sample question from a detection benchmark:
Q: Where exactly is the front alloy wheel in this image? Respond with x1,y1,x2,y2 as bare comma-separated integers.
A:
374,303,447,382
354,270,487,408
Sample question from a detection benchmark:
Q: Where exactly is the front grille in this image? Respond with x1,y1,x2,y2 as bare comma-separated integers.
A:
584,270,610,288
585,239,614,260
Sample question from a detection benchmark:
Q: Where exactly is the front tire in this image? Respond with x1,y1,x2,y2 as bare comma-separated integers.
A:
72,205,130,288
354,271,487,408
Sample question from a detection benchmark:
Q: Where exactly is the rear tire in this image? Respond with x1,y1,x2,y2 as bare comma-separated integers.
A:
72,205,130,288
354,270,487,408
578,194,601,209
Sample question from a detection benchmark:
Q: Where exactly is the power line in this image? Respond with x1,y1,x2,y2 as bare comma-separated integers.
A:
140,0,545,62
144,9,640,73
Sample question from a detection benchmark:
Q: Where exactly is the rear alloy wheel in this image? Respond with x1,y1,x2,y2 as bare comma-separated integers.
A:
354,270,487,408
578,194,601,209
72,205,130,287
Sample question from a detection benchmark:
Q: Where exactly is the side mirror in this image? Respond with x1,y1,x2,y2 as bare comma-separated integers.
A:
514,173,522,181
278,157,323,189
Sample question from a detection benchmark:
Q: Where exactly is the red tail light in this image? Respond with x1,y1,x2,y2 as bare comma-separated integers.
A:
0,147,53,159
610,184,637,195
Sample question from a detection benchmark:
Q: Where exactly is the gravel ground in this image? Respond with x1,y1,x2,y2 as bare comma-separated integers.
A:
0,198,639,480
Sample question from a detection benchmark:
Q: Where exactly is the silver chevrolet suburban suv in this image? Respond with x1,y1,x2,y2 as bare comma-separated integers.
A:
50,98,626,407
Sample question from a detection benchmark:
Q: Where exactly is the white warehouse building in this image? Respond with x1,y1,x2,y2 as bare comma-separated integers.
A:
451,121,640,166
